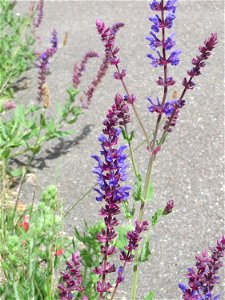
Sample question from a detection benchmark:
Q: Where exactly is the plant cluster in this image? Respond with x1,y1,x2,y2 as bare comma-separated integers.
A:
0,0,223,300
58,0,222,299
0,0,43,98
0,185,66,299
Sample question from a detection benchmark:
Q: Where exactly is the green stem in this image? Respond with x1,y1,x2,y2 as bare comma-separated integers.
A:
124,124,139,178
131,3,168,298
1,160,6,240
115,64,150,148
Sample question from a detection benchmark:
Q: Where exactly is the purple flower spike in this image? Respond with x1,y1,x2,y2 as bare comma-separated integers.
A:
96,19,124,66
73,51,99,88
50,29,58,50
58,251,88,300
120,220,149,262
184,33,218,89
179,236,225,300
92,94,131,298
147,0,181,68
37,29,58,103
83,55,109,107
34,0,44,28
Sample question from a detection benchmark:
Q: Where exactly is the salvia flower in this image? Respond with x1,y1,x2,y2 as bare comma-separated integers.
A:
163,100,185,132
147,0,181,71
120,220,148,264
37,30,58,102
34,0,44,28
147,97,185,116
96,19,124,66
72,51,99,88
179,236,225,300
92,94,131,297
163,199,174,215
82,55,109,108
163,33,218,134
50,29,58,50
183,33,218,90
58,251,87,300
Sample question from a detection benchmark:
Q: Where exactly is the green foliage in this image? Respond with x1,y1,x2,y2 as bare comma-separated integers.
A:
121,127,134,142
133,174,143,201
144,291,155,300
0,87,82,178
0,0,37,98
151,208,163,227
74,221,105,300
122,200,135,220
139,239,151,263
0,185,67,299
115,223,134,250
145,180,154,202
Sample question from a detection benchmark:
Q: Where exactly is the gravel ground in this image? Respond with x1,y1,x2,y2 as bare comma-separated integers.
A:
14,1,224,299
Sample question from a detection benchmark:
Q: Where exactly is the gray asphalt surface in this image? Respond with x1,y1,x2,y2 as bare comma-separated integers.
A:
15,1,224,299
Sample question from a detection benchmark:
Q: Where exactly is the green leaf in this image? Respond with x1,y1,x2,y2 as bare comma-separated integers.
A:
1,148,11,158
151,208,163,227
139,239,151,263
145,180,153,202
40,113,46,127
31,144,41,154
144,291,155,300
8,167,23,177
115,224,133,250
133,174,142,201
121,128,134,142
122,201,135,220
128,130,134,141
121,127,128,140
56,101,63,118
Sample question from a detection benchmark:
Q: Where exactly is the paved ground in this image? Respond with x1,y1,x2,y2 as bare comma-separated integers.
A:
15,1,224,299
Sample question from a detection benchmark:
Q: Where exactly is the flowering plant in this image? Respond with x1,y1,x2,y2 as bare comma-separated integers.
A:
59,0,222,299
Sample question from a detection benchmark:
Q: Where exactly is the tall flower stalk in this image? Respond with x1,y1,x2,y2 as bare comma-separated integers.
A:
72,51,99,89
92,94,131,299
131,1,180,297
129,0,218,298
96,19,151,148
37,29,58,103
60,1,218,299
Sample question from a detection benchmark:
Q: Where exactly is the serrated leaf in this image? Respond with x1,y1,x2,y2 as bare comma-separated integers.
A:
151,208,163,227
145,180,153,202
139,239,151,263
144,291,155,300
133,174,142,201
